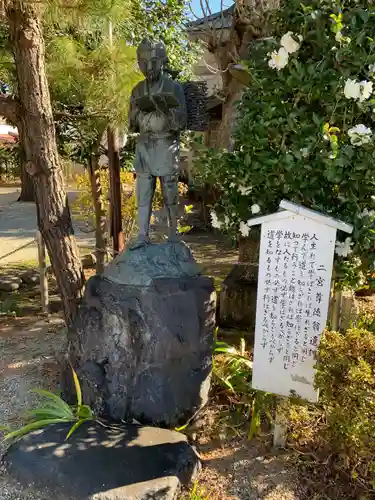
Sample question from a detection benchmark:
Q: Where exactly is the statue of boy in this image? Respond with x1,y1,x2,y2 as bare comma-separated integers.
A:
129,38,187,248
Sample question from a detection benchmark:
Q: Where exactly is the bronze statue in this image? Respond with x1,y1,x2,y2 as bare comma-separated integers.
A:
129,39,187,248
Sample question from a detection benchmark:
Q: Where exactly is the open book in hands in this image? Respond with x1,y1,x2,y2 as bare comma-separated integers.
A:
135,93,179,114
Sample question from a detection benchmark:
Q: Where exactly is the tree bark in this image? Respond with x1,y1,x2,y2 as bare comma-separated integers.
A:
213,0,280,149
5,0,84,326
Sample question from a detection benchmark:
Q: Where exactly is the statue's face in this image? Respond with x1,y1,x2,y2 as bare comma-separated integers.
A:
138,48,163,82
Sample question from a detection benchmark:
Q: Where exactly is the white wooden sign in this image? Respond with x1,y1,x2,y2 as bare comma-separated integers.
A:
249,201,353,402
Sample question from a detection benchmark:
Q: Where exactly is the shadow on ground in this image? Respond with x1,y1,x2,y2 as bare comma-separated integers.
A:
4,422,197,500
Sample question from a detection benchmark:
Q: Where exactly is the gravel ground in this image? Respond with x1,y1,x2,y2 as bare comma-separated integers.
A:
0,317,65,500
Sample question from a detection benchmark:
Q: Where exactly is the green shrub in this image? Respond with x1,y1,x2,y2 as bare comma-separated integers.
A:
288,327,375,496
194,0,375,289
317,329,375,482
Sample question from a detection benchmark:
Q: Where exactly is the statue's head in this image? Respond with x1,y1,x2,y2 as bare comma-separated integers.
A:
137,39,167,82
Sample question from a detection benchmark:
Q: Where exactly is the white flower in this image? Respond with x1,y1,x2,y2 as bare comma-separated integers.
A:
268,47,289,71
229,182,236,188
224,215,230,226
344,79,361,100
335,31,350,44
352,256,362,268
239,221,250,238
348,124,372,146
335,31,343,42
368,63,375,75
280,32,302,54
210,210,222,229
344,78,373,102
300,147,309,158
359,80,373,102
335,237,353,257
251,204,261,215
361,208,375,218
238,185,252,196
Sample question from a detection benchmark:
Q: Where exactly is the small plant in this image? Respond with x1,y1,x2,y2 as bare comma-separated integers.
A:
177,204,193,235
0,296,20,317
188,481,210,500
213,336,252,393
1,367,95,443
212,329,274,440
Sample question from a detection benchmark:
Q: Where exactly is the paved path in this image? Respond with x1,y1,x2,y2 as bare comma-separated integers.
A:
0,187,95,265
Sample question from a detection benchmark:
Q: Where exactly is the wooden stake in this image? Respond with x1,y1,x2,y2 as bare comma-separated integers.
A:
36,230,49,315
107,125,124,255
107,19,123,256
273,397,287,448
330,289,342,331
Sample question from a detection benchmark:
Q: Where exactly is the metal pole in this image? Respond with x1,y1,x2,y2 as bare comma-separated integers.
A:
107,20,124,255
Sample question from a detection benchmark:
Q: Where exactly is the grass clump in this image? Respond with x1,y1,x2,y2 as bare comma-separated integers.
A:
1,367,95,443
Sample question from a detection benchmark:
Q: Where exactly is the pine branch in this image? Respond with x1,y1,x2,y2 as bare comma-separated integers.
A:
0,94,19,123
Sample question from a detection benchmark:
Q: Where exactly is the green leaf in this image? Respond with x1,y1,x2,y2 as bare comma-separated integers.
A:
77,404,94,419
248,395,262,440
175,422,189,432
178,225,191,234
2,418,71,443
65,418,90,440
71,367,82,409
27,407,72,421
31,389,74,419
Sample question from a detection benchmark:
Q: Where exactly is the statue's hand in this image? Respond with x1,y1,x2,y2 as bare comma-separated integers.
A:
151,95,170,116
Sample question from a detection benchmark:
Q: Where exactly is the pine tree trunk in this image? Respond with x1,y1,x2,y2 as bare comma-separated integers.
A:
214,0,280,149
216,75,244,150
6,1,84,326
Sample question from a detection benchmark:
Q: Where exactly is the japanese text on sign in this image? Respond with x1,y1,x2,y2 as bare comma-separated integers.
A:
252,215,336,402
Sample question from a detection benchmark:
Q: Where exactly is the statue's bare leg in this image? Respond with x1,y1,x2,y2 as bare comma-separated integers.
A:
160,174,179,242
130,172,156,249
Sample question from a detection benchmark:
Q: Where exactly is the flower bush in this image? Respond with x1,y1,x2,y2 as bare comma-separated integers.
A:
194,0,375,288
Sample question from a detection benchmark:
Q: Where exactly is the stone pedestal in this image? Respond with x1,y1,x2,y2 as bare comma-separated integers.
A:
65,242,216,428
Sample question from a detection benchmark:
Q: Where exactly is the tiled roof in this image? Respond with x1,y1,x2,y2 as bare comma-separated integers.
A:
187,5,234,30
0,133,17,144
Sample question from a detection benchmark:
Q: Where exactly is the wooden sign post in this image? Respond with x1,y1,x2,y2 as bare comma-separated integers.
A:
247,200,353,445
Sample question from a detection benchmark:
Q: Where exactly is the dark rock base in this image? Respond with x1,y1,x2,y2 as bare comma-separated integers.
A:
4,422,200,500
65,273,216,428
